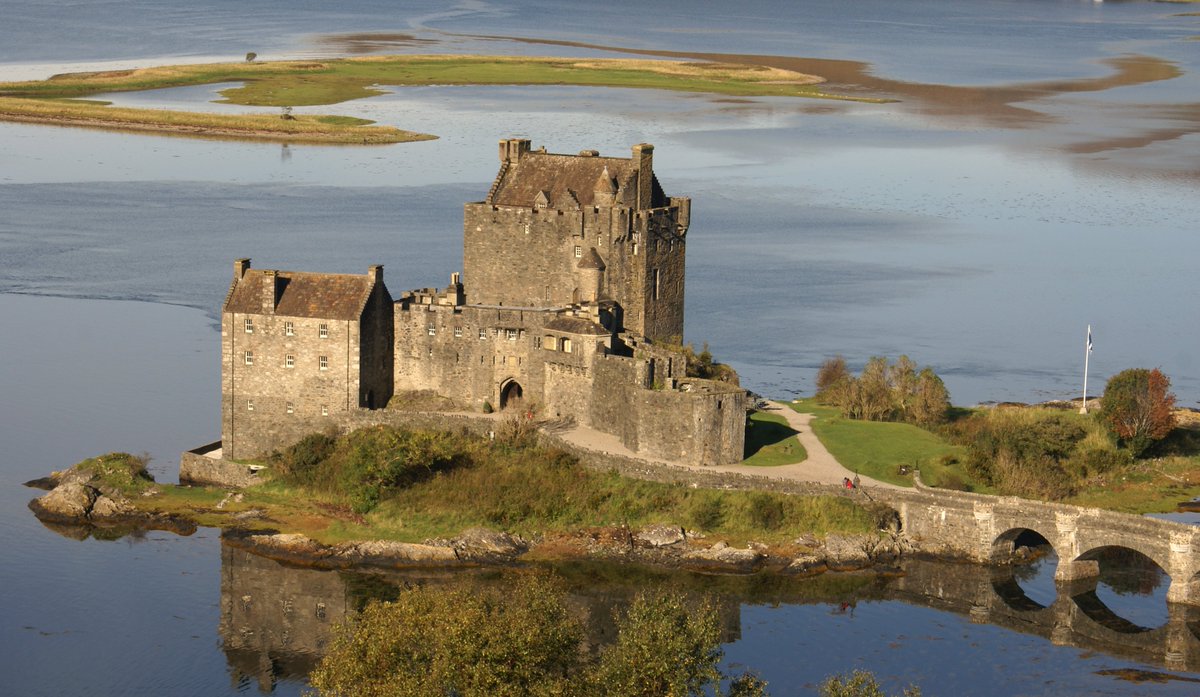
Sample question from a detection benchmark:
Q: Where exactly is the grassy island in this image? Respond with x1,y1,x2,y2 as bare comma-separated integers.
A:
0,55,870,144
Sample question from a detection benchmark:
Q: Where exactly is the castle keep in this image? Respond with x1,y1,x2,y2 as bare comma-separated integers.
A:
219,140,746,466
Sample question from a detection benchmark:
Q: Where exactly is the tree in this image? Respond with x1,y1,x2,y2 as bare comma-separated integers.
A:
815,356,849,402
910,368,950,426
857,356,893,421
311,574,768,697
888,355,919,421
245,52,257,63
821,671,920,697
1099,368,1176,457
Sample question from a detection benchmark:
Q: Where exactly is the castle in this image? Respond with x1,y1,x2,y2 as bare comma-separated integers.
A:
218,140,746,466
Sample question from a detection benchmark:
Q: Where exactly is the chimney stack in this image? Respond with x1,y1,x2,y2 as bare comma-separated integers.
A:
632,143,654,210
262,270,277,314
234,258,251,279
368,264,383,285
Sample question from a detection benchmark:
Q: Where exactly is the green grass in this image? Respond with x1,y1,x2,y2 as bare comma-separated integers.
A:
789,399,970,489
742,411,806,466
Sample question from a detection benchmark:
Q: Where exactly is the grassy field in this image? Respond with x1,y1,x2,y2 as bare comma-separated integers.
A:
0,54,883,143
128,425,876,546
0,95,427,144
742,410,806,466
788,399,970,489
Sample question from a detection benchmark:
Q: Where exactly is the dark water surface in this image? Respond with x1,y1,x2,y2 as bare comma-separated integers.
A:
2,1,1199,694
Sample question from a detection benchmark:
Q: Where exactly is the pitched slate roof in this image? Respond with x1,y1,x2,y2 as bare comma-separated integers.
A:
224,270,375,321
491,153,636,208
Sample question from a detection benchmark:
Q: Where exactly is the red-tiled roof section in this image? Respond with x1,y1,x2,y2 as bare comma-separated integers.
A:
224,270,374,321
491,153,636,208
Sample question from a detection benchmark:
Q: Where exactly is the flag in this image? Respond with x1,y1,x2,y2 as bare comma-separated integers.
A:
1087,326,1093,354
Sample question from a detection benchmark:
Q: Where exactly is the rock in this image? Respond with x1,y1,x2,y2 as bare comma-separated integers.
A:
338,540,460,565
453,528,527,557
710,541,729,551
683,543,765,571
786,554,828,575
91,494,135,519
28,482,96,523
23,476,60,491
793,533,819,549
636,523,685,548
822,534,873,569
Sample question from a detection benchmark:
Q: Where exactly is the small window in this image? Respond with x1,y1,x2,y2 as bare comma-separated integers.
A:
574,245,582,258
454,326,463,338
427,323,436,336
632,242,639,256
286,401,294,414
319,355,328,371
320,405,329,416
652,268,661,300
479,328,487,340
243,317,253,334
284,321,294,336
243,350,253,366
506,328,518,341
285,354,295,368
246,399,254,411
319,323,329,339
534,336,542,349
519,329,526,339
560,338,572,353
545,335,555,350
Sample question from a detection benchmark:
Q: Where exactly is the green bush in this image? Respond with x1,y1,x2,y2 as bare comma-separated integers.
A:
687,492,726,531
745,493,786,530
270,432,337,477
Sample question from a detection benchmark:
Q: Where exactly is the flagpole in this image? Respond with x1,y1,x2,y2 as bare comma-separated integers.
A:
1080,324,1091,414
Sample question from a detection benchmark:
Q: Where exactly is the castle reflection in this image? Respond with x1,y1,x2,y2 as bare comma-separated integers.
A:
217,543,1200,693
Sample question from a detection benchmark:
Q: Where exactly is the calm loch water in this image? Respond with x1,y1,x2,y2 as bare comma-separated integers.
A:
2,1,1199,694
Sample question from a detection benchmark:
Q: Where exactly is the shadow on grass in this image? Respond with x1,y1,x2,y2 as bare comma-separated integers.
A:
743,412,803,465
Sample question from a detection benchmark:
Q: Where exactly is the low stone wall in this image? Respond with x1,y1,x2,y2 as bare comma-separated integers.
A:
179,441,264,488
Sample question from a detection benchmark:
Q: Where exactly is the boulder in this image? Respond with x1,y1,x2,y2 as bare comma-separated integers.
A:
636,523,686,548
822,534,873,569
453,528,527,557
338,540,459,565
28,482,96,523
91,494,136,519
786,553,828,575
683,542,765,571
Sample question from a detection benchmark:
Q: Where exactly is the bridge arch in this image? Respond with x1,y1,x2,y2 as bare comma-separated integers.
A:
991,527,1055,564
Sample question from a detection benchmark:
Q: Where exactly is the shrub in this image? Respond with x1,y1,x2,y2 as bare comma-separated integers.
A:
821,670,920,697
1099,368,1177,457
959,410,1088,499
815,356,849,401
270,432,337,478
687,492,726,531
745,492,786,530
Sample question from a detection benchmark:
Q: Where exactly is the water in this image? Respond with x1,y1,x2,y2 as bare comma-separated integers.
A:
2,0,1199,693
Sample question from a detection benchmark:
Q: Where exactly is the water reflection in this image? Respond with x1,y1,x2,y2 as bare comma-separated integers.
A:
216,542,1200,693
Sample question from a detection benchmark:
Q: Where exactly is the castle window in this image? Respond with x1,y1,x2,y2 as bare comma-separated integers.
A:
319,355,328,371
454,326,463,338
246,399,254,411
534,336,542,349
428,347,433,357
560,338,572,353
243,318,254,334
574,245,582,258
652,269,661,300
243,351,253,366
479,328,487,340
285,354,295,368
506,329,518,341
519,329,526,339
286,401,294,414
717,400,722,410
320,405,328,416
319,323,329,339
632,243,638,256
284,321,294,336
427,323,436,336
545,335,555,350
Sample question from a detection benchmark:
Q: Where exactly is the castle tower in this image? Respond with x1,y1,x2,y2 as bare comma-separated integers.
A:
464,140,689,344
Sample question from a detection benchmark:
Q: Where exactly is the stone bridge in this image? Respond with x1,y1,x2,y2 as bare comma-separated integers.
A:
879,479,1200,606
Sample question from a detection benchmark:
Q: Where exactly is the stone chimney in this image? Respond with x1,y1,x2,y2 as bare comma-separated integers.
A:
234,258,251,279
632,143,654,210
261,270,277,314
593,165,617,207
499,137,532,164
368,264,383,285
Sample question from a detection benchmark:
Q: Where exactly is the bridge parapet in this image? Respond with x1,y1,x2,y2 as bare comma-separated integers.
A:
869,474,1200,606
